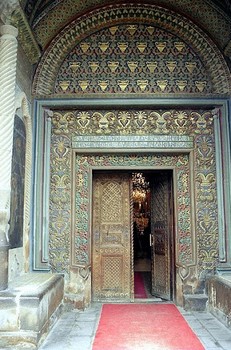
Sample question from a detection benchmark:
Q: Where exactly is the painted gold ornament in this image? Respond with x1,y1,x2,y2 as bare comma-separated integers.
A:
78,80,89,91
107,61,119,72
117,80,129,91
59,81,70,91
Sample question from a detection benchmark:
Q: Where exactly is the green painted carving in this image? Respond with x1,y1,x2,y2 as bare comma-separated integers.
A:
32,0,231,51
54,24,212,95
49,108,218,274
33,5,231,96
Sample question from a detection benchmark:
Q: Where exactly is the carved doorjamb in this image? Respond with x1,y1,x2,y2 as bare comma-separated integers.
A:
71,150,196,305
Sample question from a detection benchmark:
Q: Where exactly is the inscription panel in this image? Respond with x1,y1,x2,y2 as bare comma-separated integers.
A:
72,135,194,150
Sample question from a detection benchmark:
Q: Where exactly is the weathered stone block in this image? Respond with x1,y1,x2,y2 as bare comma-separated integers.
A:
183,294,208,311
0,273,64,348
0,297,18,331
207,275,231,329
19,297,42,331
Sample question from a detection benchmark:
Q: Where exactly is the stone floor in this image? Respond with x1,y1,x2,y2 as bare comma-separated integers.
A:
35,302,231,350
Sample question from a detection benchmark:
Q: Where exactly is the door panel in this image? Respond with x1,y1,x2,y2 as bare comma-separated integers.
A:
92,172,131,301
151,172,172,300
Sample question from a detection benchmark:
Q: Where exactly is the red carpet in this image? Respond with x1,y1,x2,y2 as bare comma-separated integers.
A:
134,272,147,298
92,304,205,350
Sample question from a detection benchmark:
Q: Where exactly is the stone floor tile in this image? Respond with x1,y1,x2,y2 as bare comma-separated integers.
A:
204,321,227,329
217,340,231,350
186,319,206,327
77,313,99,322
70,321,97,336
210,332,231,340
191,327,212,337
201,337,221,348
36,304,231,350
64,336,93,350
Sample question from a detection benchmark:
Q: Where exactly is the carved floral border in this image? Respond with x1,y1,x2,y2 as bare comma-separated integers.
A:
49,108,218,275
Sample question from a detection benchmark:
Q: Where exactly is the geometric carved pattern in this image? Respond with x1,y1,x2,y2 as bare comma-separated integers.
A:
153,255,167,295
102,256,123,291
33,4,231,96
30,0,231,51
102,182,122,223
55,24,212,95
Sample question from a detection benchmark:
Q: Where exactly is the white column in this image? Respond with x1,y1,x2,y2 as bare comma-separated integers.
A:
0,24,18,209
0,24,18,289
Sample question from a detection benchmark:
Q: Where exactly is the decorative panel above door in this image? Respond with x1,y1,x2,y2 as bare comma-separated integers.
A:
55,24,212,95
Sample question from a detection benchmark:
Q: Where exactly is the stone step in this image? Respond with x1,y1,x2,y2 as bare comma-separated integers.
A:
183,294,208,311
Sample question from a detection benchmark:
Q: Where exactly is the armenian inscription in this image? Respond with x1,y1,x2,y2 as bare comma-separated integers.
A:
72,135,194,150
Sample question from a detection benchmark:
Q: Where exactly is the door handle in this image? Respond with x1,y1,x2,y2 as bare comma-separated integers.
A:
149,234,153,247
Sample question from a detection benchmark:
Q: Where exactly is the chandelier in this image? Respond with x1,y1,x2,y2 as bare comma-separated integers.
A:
132,172,149,204
132,172,150,234
133,187,146,203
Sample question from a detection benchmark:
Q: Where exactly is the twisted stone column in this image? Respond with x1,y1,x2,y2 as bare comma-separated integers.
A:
0,24,18,289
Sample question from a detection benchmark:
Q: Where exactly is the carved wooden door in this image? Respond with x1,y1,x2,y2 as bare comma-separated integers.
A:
92,172,131,301
150,172,173,300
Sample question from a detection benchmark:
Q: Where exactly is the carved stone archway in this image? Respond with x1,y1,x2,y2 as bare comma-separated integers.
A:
33,3,231,96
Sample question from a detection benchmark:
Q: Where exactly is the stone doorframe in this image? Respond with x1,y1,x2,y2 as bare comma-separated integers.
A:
32,98,231,304
78,161,188,305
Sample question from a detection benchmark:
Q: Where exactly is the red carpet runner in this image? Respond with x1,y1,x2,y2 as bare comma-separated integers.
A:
92,304,205,350
134,272,147,298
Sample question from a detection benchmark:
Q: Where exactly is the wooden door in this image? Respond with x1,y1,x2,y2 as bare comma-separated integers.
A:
92,172,132,301
150,172,173,300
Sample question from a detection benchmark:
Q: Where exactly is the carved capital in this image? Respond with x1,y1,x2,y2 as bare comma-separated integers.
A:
0,24,18,38
0,0,20,24
44,109,54,119
212,108,220,119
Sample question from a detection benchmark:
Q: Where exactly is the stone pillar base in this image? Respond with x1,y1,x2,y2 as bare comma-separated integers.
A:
0,273,64,348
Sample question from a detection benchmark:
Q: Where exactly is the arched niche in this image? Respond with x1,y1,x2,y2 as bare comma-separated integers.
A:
33,3,231,96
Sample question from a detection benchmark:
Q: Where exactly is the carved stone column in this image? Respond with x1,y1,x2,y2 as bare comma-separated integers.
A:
0,23,18,290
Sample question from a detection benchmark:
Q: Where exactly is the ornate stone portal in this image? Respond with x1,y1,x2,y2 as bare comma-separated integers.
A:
30,3,229,308
48,108,217,307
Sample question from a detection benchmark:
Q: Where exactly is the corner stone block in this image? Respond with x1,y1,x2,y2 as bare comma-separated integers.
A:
0,297,19,331
48,276,64,318
19,296,45,332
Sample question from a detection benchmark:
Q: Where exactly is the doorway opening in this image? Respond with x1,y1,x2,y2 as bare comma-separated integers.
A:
132,170,174,302
91,169,175,303
132,171,152,299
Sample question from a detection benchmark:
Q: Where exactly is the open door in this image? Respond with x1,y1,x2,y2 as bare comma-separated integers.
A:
150,171,173,300
92,172,132,302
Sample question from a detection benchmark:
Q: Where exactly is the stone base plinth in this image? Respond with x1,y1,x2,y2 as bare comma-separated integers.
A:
0,273,64,349
183,294,208,311
207,275,231,329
